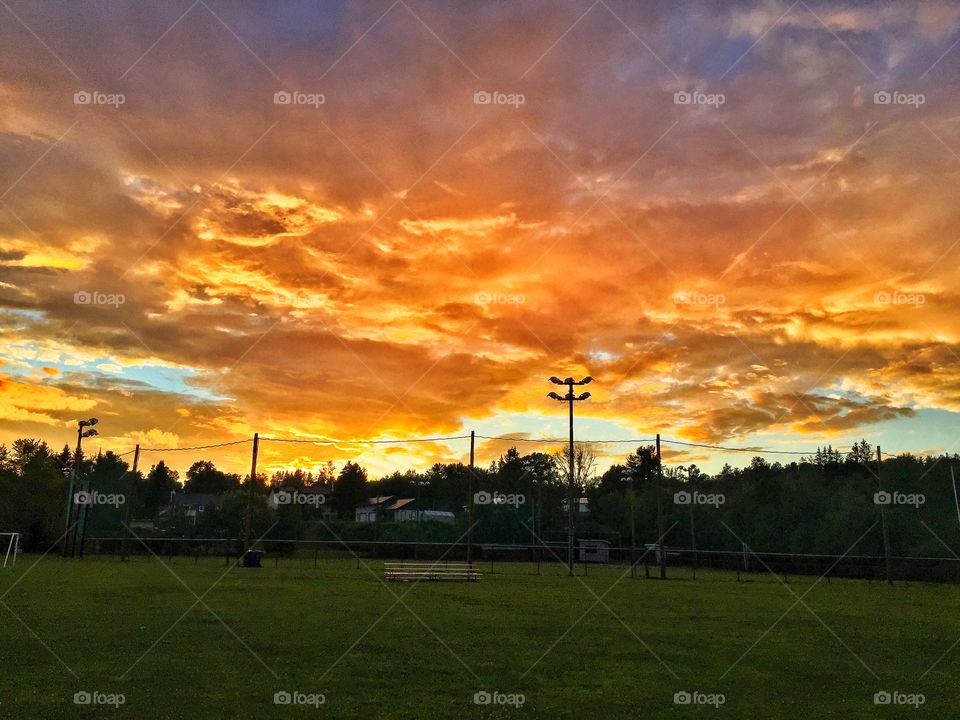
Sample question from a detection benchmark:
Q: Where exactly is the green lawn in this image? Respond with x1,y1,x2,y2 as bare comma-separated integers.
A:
0,555,957,718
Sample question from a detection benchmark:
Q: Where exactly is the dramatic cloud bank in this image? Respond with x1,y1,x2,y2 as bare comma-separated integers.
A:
2,0,959,474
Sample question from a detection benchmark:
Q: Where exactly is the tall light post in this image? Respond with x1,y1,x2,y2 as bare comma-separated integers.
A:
63,418,98,558
678,465,697,577
413,479,430,559
622,473,636,578
548,375,591,577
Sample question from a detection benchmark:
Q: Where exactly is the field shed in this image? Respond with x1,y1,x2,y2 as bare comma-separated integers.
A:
579,539,610,563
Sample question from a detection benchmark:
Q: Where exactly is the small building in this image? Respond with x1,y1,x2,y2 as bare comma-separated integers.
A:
355,496,397,523
578,539,610,563
167,493,224,525
390,498,419,522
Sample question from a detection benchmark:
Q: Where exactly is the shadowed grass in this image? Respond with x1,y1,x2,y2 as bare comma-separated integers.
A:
0,556,958,718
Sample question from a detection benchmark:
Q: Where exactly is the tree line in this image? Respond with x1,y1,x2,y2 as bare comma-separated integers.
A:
1,436,958,560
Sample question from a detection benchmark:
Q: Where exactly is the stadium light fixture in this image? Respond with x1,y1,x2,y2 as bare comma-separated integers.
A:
547,375,593,576
63,417,101,558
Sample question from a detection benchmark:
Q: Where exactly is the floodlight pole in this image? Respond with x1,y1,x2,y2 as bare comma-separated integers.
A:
62,424,84,558
548,375,592,577
62,418,98,558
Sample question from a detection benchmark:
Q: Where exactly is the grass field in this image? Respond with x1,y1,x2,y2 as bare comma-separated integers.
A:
1,554,958,719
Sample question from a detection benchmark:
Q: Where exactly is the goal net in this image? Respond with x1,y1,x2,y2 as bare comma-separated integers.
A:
1,533,20,568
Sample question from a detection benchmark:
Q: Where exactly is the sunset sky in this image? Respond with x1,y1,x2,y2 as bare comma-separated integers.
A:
2,0,959,478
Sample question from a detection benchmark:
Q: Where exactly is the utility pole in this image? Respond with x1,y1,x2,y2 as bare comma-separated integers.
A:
467,431,475,565
567,387,575,575
120,444,140,561
548,375,592,577
623,473,636,578
655,434,666,579
687,468,697,578
243,433,259,559
877,445,892,584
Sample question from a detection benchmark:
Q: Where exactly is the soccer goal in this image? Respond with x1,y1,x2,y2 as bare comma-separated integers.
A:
1,533,20,568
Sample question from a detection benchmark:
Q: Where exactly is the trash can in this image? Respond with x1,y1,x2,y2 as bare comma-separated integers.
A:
242,549,263,568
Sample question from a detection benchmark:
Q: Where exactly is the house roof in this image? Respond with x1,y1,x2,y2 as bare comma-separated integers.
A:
365,496,396,506
389,498,417,510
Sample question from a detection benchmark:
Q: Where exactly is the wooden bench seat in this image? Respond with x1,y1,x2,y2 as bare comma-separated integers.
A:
384,562,481,582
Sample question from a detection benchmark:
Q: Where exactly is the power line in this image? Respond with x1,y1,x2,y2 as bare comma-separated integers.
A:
476,435,657,444
260,434,472,445
659,439,819,456
136,439,254,452
103,432,940,462
478,434,844,457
